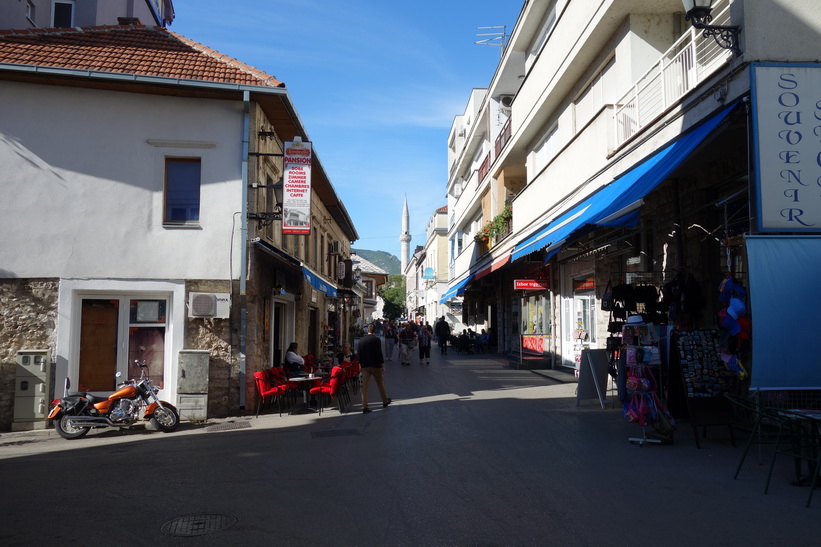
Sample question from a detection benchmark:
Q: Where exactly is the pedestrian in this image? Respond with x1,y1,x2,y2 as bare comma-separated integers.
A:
358,323,391,414
398,322,417,366
418,325,432,365
434,316,451,355
384,320,397,361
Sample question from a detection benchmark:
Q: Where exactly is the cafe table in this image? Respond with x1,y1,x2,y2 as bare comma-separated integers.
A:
288,373,325,415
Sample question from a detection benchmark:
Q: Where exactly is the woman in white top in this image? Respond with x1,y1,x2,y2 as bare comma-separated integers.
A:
284,342,304,374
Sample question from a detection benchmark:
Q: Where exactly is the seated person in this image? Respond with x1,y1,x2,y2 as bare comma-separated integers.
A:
284,342,304,375
475,329,489,352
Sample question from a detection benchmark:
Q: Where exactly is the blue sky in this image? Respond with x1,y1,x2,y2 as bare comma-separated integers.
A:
171,1,520,259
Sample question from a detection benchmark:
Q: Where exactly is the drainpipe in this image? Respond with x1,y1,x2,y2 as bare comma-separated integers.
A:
238,90,251,409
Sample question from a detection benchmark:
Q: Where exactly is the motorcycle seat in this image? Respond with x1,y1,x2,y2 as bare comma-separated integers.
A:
84,394,109,404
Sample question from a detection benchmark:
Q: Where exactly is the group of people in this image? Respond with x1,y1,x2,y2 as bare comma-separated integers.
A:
282,317,494,415
381,319,441,366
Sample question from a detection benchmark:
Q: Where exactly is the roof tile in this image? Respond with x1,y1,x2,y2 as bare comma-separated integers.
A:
0,23,285,88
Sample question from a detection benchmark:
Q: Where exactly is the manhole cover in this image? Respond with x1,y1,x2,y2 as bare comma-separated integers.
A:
162,514,237,537
311,428,360,438
206,421,251,432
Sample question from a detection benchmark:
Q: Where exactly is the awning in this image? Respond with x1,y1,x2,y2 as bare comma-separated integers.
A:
302,266,338,298
474,252,511,281
439,274,474,304
511,101,738,262
253,238,302,268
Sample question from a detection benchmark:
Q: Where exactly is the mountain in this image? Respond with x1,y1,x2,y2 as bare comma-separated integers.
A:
352,249,401,275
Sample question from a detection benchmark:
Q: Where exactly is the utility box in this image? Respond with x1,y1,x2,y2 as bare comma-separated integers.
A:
177,350,209,421
13,349,51,431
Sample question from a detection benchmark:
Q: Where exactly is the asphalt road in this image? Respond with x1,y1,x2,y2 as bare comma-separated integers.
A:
1,350,819,546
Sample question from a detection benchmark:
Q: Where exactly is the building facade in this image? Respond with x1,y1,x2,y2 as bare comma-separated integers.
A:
443,0,821,375
0,21,358,430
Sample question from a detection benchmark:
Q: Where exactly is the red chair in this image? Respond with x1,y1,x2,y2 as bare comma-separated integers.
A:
309,366,345,415
253,371,289,417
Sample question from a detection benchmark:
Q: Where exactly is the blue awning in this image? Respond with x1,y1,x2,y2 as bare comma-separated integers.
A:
439,274,474,304
511,102,738,262
302,266,337,298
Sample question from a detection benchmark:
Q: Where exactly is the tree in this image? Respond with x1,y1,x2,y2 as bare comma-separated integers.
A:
379,274,406,319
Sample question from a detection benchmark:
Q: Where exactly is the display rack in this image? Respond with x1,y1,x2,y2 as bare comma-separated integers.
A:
674,328,737,448
622,321,675,446
321,325,336,367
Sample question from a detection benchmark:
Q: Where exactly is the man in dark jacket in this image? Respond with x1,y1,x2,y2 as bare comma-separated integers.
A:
434,316,451,355
358,323,391,414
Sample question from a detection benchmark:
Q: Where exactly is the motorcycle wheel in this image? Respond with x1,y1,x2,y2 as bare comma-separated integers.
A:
150,404,180,433
55,414,91,439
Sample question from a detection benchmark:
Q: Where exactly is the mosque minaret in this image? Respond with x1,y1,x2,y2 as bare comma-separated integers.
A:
400,196,411,273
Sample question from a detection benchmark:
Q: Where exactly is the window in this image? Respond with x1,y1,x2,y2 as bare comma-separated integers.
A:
526,2,557,71
532,123,559,176
164,158,201,224
26,1,35,23
52,0,74,27
573,56,616,133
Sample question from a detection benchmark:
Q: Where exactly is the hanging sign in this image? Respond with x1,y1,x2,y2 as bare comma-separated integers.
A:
514,279,550,290
751,63,821,232
282,137,312,235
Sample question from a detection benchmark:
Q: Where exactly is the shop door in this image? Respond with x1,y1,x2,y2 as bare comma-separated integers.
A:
561,280,597,369
78,300,119,391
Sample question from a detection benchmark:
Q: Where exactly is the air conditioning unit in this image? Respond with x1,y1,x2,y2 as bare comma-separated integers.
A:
188,292,231,318
329,241,341,255
500,95,514,109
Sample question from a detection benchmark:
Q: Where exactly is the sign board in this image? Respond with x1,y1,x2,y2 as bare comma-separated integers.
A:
422,267,435,279
514,279,550,290
751,63,821,232
282,138,312,235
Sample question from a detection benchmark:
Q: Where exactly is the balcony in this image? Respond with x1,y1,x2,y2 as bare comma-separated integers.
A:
613,0,733,148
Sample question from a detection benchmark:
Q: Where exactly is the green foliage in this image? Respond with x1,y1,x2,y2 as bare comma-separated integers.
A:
351,248,401,274
474,203,512,243
378,274,406,319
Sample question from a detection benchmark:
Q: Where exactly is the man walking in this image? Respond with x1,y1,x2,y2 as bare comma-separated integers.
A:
435,316,451,355
358,323,391,414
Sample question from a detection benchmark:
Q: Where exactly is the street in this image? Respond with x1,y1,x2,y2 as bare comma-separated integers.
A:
1,350,819,546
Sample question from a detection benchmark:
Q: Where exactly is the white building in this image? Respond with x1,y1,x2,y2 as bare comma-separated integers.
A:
443,0,821,374
0,21,358,429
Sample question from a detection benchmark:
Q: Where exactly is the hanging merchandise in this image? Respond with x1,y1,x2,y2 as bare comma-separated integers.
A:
622,319,675,446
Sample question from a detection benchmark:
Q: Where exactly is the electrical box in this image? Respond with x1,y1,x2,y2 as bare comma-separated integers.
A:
13,349,51,431
177,350,209,421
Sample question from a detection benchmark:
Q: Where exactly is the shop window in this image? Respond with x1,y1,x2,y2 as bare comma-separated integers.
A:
128,299,166,389
521,293,552,336
164,158,201,225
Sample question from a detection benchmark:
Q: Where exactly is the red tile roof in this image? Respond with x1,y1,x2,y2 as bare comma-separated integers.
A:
0,23,284,88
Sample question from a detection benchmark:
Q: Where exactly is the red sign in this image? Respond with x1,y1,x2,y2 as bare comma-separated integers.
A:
522,335,549,352
573,277,595,291
514,279,550,290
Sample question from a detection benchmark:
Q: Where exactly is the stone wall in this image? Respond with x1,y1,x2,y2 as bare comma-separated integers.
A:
184,280,237,418
0,279,58,431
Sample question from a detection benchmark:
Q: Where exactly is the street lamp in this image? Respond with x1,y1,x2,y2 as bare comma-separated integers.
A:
681,0,741,57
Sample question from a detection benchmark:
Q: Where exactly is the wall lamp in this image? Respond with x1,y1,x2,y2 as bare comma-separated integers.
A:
248,179,284,227
681,0,741,57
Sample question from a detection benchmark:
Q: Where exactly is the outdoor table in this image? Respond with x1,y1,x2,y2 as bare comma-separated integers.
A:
288,374,324,414
779,409,821,487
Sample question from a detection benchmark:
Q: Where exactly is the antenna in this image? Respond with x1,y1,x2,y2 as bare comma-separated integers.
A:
475,26,508,58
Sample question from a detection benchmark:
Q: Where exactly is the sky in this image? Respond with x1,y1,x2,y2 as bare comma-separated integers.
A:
171,1,521,259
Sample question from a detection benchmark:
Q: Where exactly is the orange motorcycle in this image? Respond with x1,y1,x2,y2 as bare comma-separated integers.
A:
48,360,180,439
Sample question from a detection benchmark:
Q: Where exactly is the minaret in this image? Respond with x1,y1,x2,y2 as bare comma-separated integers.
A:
400,195,412,273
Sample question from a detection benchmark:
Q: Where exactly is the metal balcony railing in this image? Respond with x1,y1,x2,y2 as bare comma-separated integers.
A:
494,117,512,158
613,0,733,148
